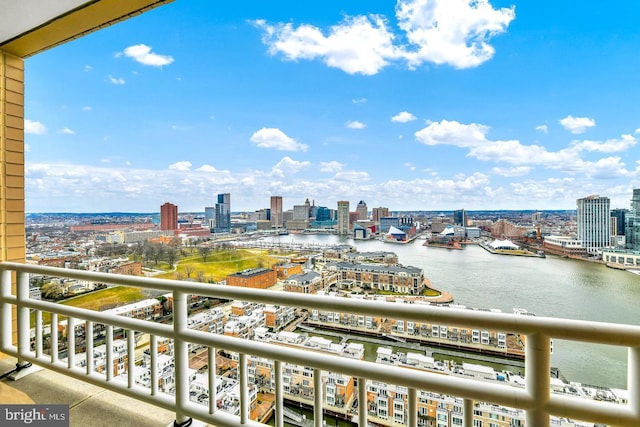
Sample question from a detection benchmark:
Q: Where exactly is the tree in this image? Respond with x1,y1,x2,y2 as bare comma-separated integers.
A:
183,265,194,279
198,245,212,262
41,282,65,300
165,246,178,269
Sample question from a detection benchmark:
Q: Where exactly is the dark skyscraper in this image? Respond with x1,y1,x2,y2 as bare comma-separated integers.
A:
214,193,231,233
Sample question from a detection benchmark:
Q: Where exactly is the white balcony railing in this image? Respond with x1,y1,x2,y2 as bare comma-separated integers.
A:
1,261,640,427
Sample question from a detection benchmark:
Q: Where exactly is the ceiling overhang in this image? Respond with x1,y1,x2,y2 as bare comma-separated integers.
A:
0,0,174,58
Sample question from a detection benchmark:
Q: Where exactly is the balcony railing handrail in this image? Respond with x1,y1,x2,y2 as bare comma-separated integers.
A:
1,261,640,427
4,261,640,346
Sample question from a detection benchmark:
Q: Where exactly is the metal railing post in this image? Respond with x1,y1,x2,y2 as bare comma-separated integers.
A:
16,271,29,365
314,368,322,427
525,332,550,427
358,377,367,427
0,269,10,352
239,353,248,424
86,321,94,375
173,290,190,426
50,313,58,363
150,334,158,396
275,360,283,427
464,398,474,427
629,346,640,419
67,317,75,369
408,387,417,427
208,346,217,415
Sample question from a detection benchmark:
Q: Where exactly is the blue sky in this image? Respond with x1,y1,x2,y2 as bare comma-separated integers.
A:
23,0,640,213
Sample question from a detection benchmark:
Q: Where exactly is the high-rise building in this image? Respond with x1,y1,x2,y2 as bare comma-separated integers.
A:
270,196,283,229
214,193,231,233
610,209,626,236
453,209,468,227
577,195,610,255
160,202,178,231
356,200,368,221
204,206,215,230
372,207,389,223
337,200,350,235
625,189,640,250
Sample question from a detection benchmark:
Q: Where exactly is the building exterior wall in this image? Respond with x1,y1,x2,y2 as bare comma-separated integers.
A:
1,51,26,343
337,201,349,235
577,195,610,255
226,268,277,289
160,202,178,230
270,196,283,229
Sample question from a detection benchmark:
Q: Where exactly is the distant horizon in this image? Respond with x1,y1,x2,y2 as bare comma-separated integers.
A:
26,208,579,216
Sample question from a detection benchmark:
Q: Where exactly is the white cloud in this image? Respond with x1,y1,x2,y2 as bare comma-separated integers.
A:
535,124,548,134
415,119,579,168
346,120,366,129
491,166,532,177
319,161,344,173
570,134,636,153
255,0,515,74
58,127,75,135
196,165,218,172
250,127,308,151
396,0,515,69
254,15,398,75
391,111,417,123
108,75,125,85
271,157,311,177
168,161,192,171
352,98,368,104
415,120,488,147
82,106,92,111
84,65,92,72
25,119,47,135
559,115,596,134
120,44,174,67
333,170,371,182
404,162,417,171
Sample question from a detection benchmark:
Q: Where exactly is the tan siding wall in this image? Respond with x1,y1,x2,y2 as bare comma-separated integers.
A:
1,51,26,344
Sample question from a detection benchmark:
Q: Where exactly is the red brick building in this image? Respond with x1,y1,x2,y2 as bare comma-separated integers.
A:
226,268,277,289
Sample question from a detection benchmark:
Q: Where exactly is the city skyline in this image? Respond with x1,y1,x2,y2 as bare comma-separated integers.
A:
24,1,640,213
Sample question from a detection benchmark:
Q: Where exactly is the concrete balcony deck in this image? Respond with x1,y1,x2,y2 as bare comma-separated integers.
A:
0,354,178,427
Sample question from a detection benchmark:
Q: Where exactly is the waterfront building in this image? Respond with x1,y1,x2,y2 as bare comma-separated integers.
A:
282,271,323,293
453,209,468,227
337,200,350,235
626,188,640,250
273,262,303,279
323,261,425,295
356,200,368,220
491,219,528,239
577,195,611,256
379,216,400,233
611,208,627,236
160,202,178,231
270,196,283,229
543,235,586,257
372,206,390,223
214,193,231,233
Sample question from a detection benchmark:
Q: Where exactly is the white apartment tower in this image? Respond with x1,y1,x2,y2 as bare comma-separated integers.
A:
337,200,350,235
577,195,610,255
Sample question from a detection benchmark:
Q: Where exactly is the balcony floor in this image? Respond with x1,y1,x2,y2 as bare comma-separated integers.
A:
0,354,183,427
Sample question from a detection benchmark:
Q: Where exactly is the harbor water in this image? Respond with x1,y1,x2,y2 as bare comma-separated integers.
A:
263,233,640,389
